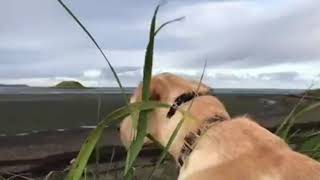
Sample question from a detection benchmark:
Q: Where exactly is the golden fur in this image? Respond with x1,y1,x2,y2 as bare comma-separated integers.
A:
120,73,320,180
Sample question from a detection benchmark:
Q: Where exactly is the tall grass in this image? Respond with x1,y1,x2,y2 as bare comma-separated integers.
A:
57,1,188,179
65,101,170,180
123,5,159,177
147,61,207,180
276,100,320,160
276,83,317,139
124,5,185,178
56,1,320,179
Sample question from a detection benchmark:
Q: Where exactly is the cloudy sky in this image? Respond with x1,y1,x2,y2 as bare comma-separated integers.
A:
0,0,319,89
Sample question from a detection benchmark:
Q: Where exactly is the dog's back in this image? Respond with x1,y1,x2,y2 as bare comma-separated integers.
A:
179,117,320,180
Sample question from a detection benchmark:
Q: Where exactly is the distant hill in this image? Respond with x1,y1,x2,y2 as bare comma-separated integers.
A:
54,81,86,89
0,84,29,87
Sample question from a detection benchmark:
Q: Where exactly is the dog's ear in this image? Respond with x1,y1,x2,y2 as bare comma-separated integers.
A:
130,73,211,103
159,73,211,101
130,76,168,103
150,88,161,101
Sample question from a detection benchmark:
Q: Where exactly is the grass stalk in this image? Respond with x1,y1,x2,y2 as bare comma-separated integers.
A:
147,60,207,180
276,83,315,140
65,101,169,180
56,0,128,104
123,4,160,178
124,5,185,178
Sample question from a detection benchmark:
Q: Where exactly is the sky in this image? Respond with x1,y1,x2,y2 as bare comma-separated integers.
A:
0,0,319,89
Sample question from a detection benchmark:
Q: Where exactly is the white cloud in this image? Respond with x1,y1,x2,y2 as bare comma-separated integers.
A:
0,0,319,88
158,0,320,68
83,69,102,78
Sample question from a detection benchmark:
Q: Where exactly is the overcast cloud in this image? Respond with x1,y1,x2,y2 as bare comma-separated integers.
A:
0,0,319,88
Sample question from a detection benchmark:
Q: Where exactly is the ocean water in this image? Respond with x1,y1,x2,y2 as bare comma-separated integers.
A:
0,87,308,135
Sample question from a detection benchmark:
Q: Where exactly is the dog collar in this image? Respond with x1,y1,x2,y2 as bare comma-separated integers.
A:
166,91,210,119
177,115,226,167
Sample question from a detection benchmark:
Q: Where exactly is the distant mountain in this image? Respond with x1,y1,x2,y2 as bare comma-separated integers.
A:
0,84,29,87
54,81,86,89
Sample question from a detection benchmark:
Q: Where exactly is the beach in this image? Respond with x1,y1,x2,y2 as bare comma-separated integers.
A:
0,87,319,178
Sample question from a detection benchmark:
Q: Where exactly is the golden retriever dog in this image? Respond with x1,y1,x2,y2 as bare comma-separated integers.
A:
120,73,320,180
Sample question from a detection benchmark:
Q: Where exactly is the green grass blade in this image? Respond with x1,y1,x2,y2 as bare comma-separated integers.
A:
147,117,185,180
275,83,315,139
124,4,160,177
148,61,207,179
276,101,305,138
154,17,185,36
56,0,128,104
292,102,320,120
296,133,320,160
66,101,170,180
278,102,320,140
141,5,159,101
146,134,166,149
125,168,135,180
66,126,104,180
65,100,192,180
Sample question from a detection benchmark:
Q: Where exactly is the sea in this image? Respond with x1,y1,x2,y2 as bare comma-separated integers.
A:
0,87,305,136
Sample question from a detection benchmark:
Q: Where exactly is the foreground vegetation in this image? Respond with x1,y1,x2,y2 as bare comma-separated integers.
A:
306,89,320,97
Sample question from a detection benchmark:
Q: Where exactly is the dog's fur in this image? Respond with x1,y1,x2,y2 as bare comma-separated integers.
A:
120,73,320,180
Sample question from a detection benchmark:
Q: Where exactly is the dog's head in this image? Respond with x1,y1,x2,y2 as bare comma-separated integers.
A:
119,73,230,150
119,73,211,149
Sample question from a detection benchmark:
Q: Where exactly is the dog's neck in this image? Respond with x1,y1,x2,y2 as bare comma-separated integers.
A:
176,115,226,167
152,93,229,167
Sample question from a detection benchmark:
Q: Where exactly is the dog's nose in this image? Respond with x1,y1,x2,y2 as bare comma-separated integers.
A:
117,126,120,132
